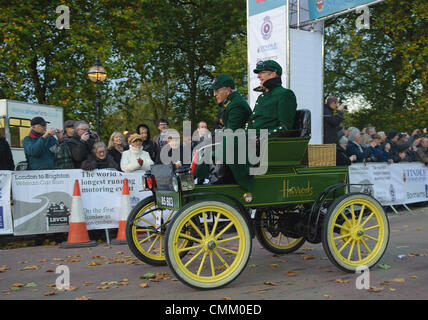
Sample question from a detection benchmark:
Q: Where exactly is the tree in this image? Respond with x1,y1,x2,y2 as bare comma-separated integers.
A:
324,0,427,132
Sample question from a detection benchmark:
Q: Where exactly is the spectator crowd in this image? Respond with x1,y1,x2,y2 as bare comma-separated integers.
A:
0,103,426,172
323,96,428,166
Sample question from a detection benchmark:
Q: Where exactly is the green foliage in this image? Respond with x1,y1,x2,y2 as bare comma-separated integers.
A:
324,0,427,132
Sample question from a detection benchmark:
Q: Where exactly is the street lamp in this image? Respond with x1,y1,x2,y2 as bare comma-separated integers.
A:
87,59,107,137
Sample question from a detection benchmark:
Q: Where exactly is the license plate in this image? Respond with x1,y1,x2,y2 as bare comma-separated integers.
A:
160,196,174,208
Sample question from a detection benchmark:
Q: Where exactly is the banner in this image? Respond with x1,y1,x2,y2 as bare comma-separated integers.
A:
308,0,384,20
0,171,13,235
349,163,428,206
11,169,150,236
248,0,288,108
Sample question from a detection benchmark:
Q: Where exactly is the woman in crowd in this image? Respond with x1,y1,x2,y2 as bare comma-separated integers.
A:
136,124,158,162
81,142,120,171
120,133,154,173
336,136,356,165
107,131,128,170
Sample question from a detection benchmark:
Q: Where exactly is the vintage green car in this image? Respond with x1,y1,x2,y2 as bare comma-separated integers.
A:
125,110,390,290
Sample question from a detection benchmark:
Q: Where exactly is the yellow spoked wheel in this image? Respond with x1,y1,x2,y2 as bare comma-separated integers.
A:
322,193,389,273
126,196,188,266
255,210,305,254
165,200,252,290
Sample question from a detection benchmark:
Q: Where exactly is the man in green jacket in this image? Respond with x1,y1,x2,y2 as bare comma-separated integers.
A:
211,74,252,131
194,74,251,183
225,60,298,190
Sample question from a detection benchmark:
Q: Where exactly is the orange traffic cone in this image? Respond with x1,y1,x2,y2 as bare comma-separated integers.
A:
112,178,131,245
61,180,97,248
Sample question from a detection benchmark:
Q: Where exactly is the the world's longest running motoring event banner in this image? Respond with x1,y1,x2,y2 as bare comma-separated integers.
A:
10,169,151,236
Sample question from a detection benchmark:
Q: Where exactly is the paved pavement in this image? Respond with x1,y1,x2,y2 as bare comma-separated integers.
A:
1,205,427,301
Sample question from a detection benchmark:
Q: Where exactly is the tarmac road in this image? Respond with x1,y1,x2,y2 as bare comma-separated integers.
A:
1,205,427,302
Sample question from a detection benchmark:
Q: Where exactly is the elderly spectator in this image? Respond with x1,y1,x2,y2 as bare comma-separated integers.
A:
397,129,420,152
0,136,14,170
416,137,428,165
49,129,74,169
137,124,158,162
63,120,75,142
346,127,376,162
23,117,62,170
336,136,356,165
82,142,119,171
378,131,387,143
152,118,169,148
107,132,128,169
323,96,344,144
67,120,96,168
121,134,154,173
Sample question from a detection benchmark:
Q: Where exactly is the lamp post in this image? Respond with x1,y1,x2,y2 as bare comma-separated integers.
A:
87,59,107,137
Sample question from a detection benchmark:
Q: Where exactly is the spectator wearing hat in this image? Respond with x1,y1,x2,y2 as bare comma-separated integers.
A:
120,134,154,173
82,142,119,171
23,117,62,170
63,120,75,142
136,124,158,162
323,96,344,144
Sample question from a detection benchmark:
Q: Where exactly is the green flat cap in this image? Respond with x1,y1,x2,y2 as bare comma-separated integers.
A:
253,60,282,76
209,74,235,90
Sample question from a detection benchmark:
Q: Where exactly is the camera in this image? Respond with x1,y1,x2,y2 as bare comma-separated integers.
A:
87,130,96,139
54,129,61,134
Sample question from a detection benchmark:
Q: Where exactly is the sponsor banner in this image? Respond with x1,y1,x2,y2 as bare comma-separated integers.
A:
349,162,428,206
12,169,150,236
308,0,383,20
248,1,287,108
0,171,13,235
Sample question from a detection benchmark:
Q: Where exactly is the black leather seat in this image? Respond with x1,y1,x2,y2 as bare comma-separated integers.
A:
274,109,311,138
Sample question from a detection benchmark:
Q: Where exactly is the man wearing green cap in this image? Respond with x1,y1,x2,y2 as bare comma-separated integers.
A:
210,74,252,131
194,74,251,183
247,60,297,135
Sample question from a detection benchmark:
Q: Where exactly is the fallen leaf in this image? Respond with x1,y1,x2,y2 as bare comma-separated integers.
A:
378,264,391,270
367,286,384,292
67,258,80,263
36,259,47,263
75,296,91,300
323,294,332,299
303,247,313,251
285,271,296,277
389,288,396,292
24,282,38,287
82,281,93,286
21,265,40,271
96,286,110,290
140,272,156,279
248,264,257,268
269,264,280,268
46,283,56,287
391,278,405,283
409,275,418,279
334,278,349,283
263,281,278,286
0,265,9,272
139,283,149,288
43,290,56,296
88,261,99,266
222,297,232,300
9,283,25,288
303,255,315,260
45,269,55,273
